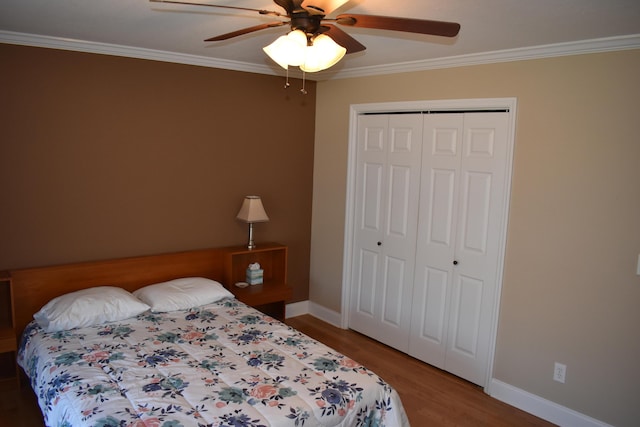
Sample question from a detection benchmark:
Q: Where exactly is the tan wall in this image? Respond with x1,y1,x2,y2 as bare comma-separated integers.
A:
311,49,640,426
0,43,316,303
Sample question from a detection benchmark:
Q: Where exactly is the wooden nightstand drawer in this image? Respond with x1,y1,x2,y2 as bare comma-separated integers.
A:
231,283,292,321
231,282,292,306
0,330,16,353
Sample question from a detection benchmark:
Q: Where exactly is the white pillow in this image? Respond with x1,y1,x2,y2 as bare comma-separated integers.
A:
133,277,233,312
34,286,151,332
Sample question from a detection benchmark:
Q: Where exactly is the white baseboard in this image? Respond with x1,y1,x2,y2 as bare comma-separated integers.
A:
285,300,309,319
285,300,343,328
307,301,342,327
489,379,612,427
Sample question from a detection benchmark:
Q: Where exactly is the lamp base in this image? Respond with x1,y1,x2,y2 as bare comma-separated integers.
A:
246,223,256,250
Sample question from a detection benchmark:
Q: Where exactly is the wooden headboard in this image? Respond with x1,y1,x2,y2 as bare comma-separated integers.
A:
10,247,225,341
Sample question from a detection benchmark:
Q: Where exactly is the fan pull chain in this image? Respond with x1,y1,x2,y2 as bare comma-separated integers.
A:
284,67,291,88
281,68,307,95
300,71,308,95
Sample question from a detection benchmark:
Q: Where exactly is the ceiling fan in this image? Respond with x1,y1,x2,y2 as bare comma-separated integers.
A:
150,0,460,66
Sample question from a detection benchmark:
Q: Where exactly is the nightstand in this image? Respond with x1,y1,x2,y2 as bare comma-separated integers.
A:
223,243,292,321
0,271,18,387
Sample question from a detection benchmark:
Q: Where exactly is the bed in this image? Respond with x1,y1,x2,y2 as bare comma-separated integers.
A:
11,247,409,427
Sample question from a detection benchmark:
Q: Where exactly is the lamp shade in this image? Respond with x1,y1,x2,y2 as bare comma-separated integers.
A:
236,196,269,223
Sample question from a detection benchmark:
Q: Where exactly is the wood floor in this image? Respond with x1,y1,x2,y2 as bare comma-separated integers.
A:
1,314,556,427
0,378,46,427
286,315,555,427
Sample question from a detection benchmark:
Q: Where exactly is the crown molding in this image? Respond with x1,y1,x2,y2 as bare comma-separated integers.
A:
0,30,279,76
321,34,640,80
2,30,639,81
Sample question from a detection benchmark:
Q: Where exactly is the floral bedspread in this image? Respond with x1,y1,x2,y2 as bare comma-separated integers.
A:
18,298,409,427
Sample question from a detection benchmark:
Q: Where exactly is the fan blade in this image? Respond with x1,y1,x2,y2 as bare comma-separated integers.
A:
273,0,295,14
321,24,365,54
302,0,349,14
150,0,284,17
274,0,306,14
205,21,288,41
336,14,460,37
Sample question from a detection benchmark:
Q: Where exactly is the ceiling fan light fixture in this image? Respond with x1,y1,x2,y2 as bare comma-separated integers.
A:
263,29,307,69
264,30,345,73
300,33,346,72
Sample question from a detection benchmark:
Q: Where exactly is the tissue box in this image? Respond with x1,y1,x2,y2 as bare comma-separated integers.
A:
246,268,264,285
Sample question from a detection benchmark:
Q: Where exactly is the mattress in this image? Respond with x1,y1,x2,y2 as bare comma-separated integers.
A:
18,297,409,426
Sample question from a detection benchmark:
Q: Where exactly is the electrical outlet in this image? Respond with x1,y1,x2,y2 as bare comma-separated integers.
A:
553,362,566,383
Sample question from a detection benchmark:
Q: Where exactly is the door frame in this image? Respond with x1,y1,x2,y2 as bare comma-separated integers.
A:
341,97,517,391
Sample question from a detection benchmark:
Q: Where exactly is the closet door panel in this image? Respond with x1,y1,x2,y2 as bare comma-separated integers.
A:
409,114,463,366
387,165,413,237
350,114,423,352
382,157,414,328
459,171,492,256
354,248,379,317
419,115,462,265
429,168,457,248
445,112,510,386
381,255,407,327
361,163,384,232
350,117,386,337
456,113,509,271
445,273,485,385
376,114,423,350
449,274,483,357
409,265,449,366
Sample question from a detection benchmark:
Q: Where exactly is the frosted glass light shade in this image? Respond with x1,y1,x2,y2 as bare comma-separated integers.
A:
263,30,307,69
264,30,346,72
300,34,346,72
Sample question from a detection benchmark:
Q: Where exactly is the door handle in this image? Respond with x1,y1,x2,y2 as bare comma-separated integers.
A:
377,241,382,246
453,260,458,265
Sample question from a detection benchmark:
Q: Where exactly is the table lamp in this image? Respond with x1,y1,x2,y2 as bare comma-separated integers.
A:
236,195,269,249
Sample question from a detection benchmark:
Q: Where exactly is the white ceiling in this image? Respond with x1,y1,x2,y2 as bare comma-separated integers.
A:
1,0,639,80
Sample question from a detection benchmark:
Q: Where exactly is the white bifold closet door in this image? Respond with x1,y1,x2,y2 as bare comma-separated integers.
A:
349,113,423,351
349,111,510,387
409,112,509,386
